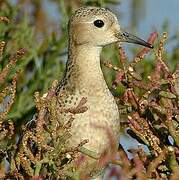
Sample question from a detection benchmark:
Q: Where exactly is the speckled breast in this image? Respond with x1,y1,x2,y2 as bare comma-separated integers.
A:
58,88,120,156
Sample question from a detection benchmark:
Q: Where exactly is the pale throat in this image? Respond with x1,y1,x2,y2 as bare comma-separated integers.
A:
66,43,108,92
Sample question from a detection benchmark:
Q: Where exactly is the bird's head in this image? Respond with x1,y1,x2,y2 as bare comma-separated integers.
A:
69,6,153,48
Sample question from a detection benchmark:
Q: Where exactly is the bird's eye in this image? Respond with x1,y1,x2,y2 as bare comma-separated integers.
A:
94,20,104,28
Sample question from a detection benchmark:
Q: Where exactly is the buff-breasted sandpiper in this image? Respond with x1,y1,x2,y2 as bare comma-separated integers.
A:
56,6,152,178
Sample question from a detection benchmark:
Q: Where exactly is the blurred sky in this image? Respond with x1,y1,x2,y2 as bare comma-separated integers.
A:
118,0,179,35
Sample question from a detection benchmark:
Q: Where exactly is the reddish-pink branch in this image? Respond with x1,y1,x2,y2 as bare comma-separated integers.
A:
135,32,158,59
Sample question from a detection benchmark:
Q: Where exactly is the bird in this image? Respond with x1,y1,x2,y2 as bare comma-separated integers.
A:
56,6,152,178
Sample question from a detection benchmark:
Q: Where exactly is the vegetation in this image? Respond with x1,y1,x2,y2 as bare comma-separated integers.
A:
0,0,178,179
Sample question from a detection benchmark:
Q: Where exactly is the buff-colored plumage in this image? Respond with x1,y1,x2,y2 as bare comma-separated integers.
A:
56,6,152,178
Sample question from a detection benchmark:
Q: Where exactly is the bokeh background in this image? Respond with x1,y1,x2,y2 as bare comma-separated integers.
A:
0,0,179,179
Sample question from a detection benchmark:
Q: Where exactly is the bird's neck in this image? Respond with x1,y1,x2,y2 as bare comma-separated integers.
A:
65,42,108,93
